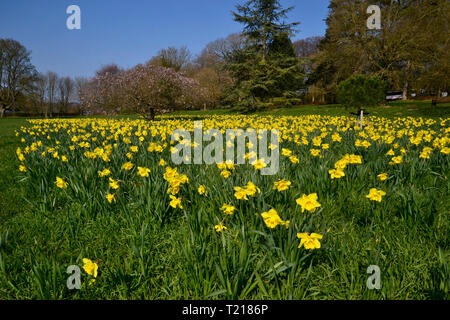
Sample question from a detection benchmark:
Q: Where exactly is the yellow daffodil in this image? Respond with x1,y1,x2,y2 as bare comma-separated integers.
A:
234,186,249,200
221,170,231,178
169,195,183,209
297,233,323,250
137,166,150,177
198,185,207,195
215,224,227,232
98,168,111,177
289,155,299,164
82,258,98,277
296,193,321,213
273,179,291,191
55,177,68,189
261,209,288,229
220,204,236,215
366,188,386,202
329,169,345,179
106,193,116,203
122,162,133,170
109,178,119,190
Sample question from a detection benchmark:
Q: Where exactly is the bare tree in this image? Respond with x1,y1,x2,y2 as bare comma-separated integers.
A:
34,73,48,117
95,63,122,77
292,36,323,58
0,38,37,118
58,77,74,114
80,71,124,115
74,77,89,113
148,46,192,72
46,71,58,117
195,33,249,68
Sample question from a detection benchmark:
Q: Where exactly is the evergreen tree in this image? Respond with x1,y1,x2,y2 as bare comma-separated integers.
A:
225,1,304,111
232,0,299,60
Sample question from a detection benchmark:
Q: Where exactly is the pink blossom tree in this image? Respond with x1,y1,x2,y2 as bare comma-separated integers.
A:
80,64,206,120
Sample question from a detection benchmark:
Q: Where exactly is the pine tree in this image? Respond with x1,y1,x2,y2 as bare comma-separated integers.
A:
232,0,299,60
224,0,304,111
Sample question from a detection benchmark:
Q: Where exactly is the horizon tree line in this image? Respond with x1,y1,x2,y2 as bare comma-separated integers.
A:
1,0,448,118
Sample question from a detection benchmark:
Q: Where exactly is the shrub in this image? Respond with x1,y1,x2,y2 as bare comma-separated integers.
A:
337,75,387,110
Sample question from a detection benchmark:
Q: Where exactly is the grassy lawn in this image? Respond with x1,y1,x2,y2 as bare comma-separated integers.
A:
0,118,29,223
169,100,450,118
0,103,449,299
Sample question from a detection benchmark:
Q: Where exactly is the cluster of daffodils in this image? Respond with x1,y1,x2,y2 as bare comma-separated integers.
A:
163,166,189,209
14,114,450,255
254,192,323,250
328,153,362,179
234,182,261,200
281,148,300,163
217,161,235,179
273,179,291,192
261,209,290,229
213,204,237,233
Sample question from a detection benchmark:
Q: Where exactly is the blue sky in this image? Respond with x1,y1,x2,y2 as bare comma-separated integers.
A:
0,0,330,78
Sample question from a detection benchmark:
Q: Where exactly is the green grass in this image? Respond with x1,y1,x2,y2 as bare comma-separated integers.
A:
0,118,28,223
169,100,450,118
0,107,449,300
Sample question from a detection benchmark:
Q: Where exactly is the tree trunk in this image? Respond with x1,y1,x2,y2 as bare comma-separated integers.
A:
144,108,155,121
402,81,408,100
0,106,5,118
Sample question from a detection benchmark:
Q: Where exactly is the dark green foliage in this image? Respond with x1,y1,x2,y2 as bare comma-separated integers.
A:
268,32,296,58
224,50,305,112
224,1,305,112
232,0,299,59
337,75,387,110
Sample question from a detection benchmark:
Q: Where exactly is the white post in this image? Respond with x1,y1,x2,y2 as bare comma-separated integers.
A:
360,109,363,130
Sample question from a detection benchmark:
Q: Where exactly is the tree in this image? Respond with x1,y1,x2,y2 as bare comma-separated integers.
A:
58,77,74,114
79,64,125,115
292,36,323,58
232,0,299,60
407,0,450,100
311,0,449,103
46,71,58,117
0,38,37,118
148,46,192,72
225,0,304,111
95,64,122,77
34,73,48,116
224,1,304,111
74,77,89,113
194,67,232,109
80,71,123,115
119,65,204,120
81,65,205,120
337,75,386,111
195,33,249,68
